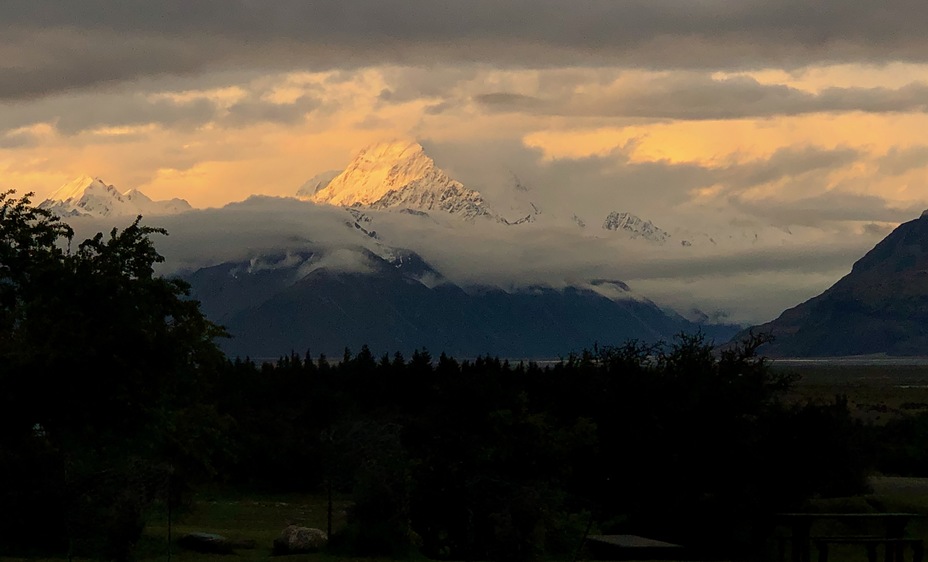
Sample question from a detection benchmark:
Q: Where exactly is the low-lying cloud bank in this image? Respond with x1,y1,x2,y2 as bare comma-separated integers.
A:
63,196,893,326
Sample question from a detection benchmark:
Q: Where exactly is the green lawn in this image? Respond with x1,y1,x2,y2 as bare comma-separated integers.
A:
774,363,928,424
5,479,928,562
139,492,356,562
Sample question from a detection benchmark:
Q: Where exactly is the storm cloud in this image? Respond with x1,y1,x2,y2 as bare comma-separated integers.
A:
4,1,928,100
474,78,928,120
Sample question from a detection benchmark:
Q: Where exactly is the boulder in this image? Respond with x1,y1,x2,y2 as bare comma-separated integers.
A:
273,525,328,555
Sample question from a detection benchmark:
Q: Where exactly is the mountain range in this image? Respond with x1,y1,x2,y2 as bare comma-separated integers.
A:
35,144,698,251
39,139,928,359
184,246,733,359
39,175,191,218
40,142,686,243
34,142,745,359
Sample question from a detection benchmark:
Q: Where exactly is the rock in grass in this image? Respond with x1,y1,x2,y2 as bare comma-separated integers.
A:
273,525,328,554
177,532,234,554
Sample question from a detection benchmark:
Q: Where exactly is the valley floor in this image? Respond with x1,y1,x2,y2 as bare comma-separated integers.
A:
775,362,928,424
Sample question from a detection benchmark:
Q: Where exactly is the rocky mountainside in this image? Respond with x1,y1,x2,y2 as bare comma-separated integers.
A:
307,141,497,220
39,175,191,218
743,210,928,356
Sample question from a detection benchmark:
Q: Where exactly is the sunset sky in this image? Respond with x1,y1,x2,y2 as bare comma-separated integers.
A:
2,1,927,228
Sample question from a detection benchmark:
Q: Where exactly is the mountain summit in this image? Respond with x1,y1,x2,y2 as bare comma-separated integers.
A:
304,140,496,220
40,175,191,218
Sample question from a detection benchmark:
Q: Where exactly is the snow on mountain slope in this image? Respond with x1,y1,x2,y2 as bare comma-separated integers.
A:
123,188,192,215
39,175,191,218
307,140,497,220
296,170,339,199
599,209,798,249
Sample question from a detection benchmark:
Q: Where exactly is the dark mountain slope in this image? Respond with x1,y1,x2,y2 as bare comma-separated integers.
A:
183,248,723,360
744,212,928,357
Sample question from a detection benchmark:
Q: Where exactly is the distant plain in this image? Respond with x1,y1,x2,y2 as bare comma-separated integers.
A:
774,361,928,424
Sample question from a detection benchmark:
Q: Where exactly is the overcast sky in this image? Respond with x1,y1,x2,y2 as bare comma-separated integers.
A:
3,2,928,323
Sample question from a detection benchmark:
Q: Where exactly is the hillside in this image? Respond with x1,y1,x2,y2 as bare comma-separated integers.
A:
745,211,928,356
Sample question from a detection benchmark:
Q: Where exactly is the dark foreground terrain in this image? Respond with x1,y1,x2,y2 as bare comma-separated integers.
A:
8,363,928,562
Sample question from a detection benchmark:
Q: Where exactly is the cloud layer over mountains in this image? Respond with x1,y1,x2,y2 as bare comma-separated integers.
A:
58,188,885,327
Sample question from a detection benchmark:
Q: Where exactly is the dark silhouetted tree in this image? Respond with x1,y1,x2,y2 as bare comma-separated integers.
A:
0,192,227,559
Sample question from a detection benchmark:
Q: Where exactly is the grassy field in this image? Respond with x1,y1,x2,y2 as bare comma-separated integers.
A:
140,492,352,562
788,477,928,562
25,477,928,562
773,362,928,424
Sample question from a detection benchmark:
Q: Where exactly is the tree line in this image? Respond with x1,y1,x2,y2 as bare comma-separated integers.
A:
0,191,920,560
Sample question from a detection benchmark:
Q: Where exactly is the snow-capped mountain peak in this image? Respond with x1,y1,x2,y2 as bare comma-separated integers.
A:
46,175,111,203
39,175,192,218
306,140,496,220
311,140,438,207
602,211,670,244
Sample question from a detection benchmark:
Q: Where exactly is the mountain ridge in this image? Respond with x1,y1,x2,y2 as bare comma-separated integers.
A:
39,175,192,218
